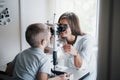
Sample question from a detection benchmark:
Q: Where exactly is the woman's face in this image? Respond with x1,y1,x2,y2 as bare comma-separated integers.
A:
59,19,71,38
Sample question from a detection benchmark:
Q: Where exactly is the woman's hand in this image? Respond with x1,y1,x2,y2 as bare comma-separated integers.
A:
63,44,82,68
63,44,78,57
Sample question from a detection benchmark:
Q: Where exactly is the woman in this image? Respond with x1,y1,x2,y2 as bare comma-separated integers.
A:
58,12,97,80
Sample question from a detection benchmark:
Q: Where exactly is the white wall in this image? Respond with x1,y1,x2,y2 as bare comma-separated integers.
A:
20,0,48,50
0,0,50,71
0,0,20,71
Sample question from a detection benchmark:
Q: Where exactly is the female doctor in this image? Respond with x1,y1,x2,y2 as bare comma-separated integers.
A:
58,12,97,80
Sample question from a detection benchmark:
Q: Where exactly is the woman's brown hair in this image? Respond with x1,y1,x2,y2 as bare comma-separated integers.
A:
58,12,85,36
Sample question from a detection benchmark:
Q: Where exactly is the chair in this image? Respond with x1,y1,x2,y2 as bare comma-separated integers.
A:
0,62,14,80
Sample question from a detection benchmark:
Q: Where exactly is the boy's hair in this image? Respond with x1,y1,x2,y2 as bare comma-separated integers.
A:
25,23,50,48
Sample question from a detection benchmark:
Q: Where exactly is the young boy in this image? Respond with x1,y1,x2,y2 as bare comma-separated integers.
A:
10,23,68,80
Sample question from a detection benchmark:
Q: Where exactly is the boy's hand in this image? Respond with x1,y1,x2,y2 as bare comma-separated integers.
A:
44,47,52,54
56,73,70,80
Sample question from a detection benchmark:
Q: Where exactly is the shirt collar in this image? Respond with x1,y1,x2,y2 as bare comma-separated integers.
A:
29,47,45,55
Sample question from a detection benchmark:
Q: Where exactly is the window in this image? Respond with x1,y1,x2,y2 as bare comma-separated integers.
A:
46,0,98,38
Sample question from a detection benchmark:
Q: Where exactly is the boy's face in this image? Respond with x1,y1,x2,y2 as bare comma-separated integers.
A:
45,31,51,47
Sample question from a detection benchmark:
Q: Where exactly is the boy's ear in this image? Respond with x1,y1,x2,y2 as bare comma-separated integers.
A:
41,39,46,46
